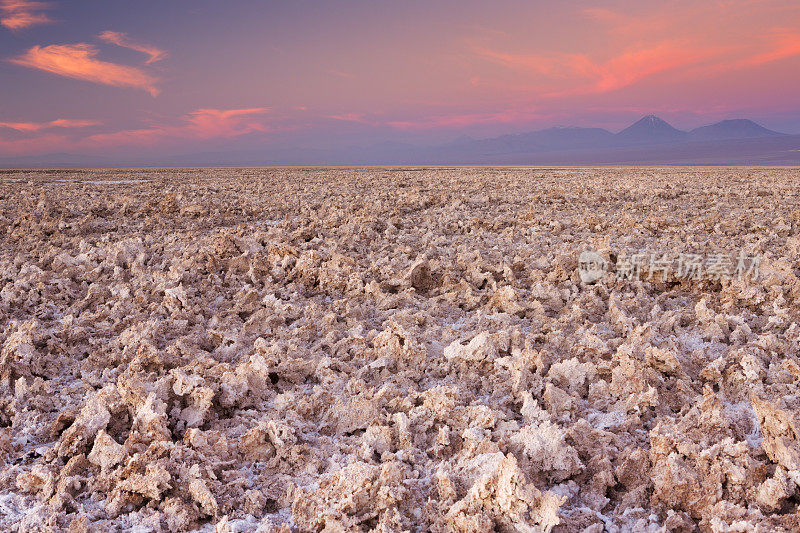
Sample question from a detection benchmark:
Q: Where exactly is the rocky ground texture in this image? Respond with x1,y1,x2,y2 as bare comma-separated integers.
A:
1,167,800,532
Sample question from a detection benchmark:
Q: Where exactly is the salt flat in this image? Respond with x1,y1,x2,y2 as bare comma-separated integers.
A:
1,167,799,531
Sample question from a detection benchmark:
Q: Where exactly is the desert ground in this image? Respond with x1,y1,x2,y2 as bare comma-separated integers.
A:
1,166,799,532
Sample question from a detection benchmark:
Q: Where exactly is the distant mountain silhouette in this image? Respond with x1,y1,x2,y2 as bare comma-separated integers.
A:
500,126,616,150
427,115,786,159
445,126,615,156
616,115,688,144
689,119,783,141
1,115,795,167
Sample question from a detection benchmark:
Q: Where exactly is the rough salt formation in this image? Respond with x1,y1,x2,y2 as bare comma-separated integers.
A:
1,167,800,531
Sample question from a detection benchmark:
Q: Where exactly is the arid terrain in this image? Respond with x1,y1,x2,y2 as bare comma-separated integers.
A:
1,167,800,532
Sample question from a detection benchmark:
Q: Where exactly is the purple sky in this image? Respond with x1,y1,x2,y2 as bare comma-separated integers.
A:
2,0,800,159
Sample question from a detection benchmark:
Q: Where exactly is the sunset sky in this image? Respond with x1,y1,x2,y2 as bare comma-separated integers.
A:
2,0,800,160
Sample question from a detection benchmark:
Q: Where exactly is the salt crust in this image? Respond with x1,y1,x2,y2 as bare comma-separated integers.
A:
1,167,799,531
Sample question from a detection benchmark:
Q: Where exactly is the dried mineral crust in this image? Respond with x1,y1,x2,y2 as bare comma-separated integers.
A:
1,166,799,531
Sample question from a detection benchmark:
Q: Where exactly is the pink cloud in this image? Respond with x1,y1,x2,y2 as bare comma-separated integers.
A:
476,41,721,97
475,28,800,100
661,29,800,80
84,107,271,147
733,30,800,68
472,1,800,102
11,43,160,96
0,108,271,156
185,108,271,139
591,3,800,65
99,31,166,64
328,112,369,123
581,42,717,94
0,0,51,31
0,118,100,132
582,2,799,41
0,133,69,155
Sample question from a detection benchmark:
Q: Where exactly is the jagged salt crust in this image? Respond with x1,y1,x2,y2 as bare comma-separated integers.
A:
1,167,799,532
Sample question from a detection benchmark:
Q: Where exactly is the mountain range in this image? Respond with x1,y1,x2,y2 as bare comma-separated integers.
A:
438,116,785,156
1,116,798,167
355,116,796,165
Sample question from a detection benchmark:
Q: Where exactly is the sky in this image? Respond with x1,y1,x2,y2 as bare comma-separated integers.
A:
2,0,800,160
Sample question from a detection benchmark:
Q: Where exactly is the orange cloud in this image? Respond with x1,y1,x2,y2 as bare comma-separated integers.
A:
185,108,271,139
0,118,100,132
99,31,166,64
583,42,717,94
476,41,720,97
11,44,160,96
0,0,51,31
734,30,800,68
472,2,800,102
659,28,800,80
84,107,271,147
